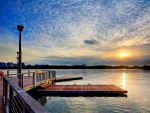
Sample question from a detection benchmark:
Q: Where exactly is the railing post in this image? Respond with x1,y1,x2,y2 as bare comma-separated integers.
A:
40,73,42,82
21,74,24,89
54,71,56,78
28,70,30,76
4,80,8,107
3,78,5,98
45,72,46,81
7,71,9,76
23,105,27,113
9,86,13,113
52,71,56,78
49,71,51,79
33,72,36,86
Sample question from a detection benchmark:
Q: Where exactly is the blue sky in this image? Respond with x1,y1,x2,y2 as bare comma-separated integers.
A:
0,0,150,66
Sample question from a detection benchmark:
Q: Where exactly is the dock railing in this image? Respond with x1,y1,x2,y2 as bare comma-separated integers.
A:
6,70,56,90
3,75,50,113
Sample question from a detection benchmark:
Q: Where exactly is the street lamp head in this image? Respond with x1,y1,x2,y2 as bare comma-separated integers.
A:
17,25,24,32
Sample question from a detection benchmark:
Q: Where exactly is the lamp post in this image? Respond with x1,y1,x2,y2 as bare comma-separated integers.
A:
17,25,24,87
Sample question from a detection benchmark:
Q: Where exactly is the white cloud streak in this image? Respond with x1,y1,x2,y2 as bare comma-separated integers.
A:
0,0,150,65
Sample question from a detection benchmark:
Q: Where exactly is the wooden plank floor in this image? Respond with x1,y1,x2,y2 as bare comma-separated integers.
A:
38,85,127,97
8,76,127,97
0,78,5,113
10,76,33,88
9,76,83,89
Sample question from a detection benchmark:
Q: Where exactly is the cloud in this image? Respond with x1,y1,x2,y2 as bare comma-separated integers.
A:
38,55,102,65
84,39,99,45
0,0,150,65
1,0,150,49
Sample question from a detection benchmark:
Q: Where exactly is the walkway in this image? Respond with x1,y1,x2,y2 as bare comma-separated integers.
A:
0,78,5,113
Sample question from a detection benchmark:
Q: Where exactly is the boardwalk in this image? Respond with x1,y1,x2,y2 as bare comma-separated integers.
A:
0,76,34,113
0,75,127,113
38,84,127,97
3,76,83,91
0,78,5,113
10,76,33,88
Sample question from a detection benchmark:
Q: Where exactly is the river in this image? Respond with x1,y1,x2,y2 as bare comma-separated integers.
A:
2,69,150,113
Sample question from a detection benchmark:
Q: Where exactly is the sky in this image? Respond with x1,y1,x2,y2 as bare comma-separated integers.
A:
0,0,150,66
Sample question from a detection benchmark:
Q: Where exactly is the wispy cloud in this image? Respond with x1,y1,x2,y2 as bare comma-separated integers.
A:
0,0,150,65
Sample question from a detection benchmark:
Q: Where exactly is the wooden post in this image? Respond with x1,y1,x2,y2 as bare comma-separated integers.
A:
28,70,30,76
33,72,36,86
7,71,9,76
40,73,42,82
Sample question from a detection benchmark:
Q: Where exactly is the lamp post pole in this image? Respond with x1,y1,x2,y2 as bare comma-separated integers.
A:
17,25,24,87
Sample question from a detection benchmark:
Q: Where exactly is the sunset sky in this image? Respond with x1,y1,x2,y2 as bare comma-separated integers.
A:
0,0,150,66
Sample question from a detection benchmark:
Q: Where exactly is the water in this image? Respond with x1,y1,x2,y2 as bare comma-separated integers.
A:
2,69,150,113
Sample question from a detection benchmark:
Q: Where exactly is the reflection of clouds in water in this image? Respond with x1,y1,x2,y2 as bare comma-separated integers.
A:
122,72,126,89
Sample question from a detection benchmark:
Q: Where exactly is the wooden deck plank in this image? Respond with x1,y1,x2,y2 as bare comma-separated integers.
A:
0,97,5,113
0,78,6,113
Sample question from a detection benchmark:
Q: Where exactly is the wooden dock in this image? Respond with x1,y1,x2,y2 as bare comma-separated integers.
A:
8,76,83,91
38,84,127,97
55,76,83,82
0,70,128,113
8,76,127,97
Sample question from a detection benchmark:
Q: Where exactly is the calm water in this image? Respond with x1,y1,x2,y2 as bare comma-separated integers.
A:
2,69,150,113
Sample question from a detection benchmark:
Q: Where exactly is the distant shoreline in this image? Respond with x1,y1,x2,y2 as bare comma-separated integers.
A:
0,65,150,70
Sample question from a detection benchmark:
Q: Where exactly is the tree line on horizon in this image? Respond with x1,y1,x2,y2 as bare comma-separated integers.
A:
0,64,150,69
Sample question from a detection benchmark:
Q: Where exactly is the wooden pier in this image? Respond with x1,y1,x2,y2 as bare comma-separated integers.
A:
1,71,55,113
8,76,83,91
0,70,128,113
38,84,127,97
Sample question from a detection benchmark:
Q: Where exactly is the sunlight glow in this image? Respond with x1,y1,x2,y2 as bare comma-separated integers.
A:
120,52,130,57
122,73,126,89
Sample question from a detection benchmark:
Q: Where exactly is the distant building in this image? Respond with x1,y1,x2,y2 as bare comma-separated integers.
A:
0,62,7,67
0,62,25,68
13,63,18,67
7,62,14,67
22,62,25,68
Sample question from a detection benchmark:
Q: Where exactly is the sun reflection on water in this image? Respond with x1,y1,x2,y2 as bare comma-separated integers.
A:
122,72,126,89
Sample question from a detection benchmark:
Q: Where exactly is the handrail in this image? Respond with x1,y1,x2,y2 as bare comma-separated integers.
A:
3,75,50,113
6,70,56,89
7,72,35,76
6,71,50,76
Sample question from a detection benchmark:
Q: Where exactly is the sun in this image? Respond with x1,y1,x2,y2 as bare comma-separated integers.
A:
119,52,130,57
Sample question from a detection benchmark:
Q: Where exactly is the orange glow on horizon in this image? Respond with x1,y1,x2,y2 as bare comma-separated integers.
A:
119,52,130,58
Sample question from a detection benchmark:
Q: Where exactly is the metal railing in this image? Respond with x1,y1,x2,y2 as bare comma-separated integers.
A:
35,71,56,83
3,75,50,113
6,70,56,90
